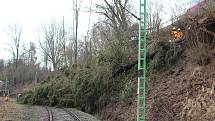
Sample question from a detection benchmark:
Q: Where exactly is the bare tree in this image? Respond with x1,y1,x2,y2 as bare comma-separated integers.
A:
97,0,130,39
18,42,37,66
29,42,37,65
90,22,111,54
39,21,66,71
147,1,163,44
61,16,68,67
72,0,82,65
65,43,73,66
6,24,22,69
93,0,135,71
43,52,49,70
4,24,23,88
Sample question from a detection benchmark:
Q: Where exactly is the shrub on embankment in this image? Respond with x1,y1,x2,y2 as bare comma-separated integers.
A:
148,41,182,73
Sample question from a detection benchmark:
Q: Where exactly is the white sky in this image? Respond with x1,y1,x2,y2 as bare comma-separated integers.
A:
0,0,193,60
0,0,102,60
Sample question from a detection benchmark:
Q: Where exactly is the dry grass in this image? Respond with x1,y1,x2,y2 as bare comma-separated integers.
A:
0,98,25,121
181,83,215,121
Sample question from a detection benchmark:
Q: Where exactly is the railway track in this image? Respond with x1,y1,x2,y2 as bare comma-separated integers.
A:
45,107,53,121
45,107,82,121
63,108,82,121
0,98,98,121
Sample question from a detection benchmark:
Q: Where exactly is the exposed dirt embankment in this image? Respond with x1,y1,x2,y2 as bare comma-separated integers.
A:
98,49,215,121
146,50,193,121
146,50,215,121
147,49,215,121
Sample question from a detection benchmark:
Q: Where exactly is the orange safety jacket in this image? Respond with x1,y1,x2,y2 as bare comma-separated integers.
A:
171,31,183,40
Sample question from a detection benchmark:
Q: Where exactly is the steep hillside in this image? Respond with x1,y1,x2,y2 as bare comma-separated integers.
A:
98,11,215,121
147,46,215,121
98,47,215,121
146,49,215,121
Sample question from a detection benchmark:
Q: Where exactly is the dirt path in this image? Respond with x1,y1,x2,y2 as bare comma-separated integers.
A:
0,97,25,121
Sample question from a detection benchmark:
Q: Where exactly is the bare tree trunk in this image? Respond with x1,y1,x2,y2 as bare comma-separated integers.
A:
6,24,22,88
89,39,92,59
73,0,81,66
53,62,57,72
16,48,19,69
62,16,67,67
75,9,79,65
39,21,66,72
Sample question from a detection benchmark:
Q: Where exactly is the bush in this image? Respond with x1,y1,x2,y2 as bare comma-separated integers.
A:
19,91,34,104
119,80,132,105
149,41,178,72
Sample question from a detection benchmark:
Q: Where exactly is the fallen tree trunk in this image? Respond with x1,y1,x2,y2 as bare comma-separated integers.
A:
112,60,137,77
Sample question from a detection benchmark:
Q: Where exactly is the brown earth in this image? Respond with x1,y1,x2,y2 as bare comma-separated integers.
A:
0,97,25,121
98,49,215,121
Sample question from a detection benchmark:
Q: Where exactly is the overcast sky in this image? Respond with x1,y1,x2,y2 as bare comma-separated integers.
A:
0,0,194,60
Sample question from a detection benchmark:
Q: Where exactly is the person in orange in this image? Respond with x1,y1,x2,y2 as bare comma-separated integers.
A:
171,27,178,40
175,28,183,40
170,27,183,43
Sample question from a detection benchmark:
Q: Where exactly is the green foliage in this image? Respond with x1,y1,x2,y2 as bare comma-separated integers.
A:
119,79,132,105
149,41,178,72
19,91,34,104
20,64,134,113
33,85,50,105
19,76,74,106
20,18,134,114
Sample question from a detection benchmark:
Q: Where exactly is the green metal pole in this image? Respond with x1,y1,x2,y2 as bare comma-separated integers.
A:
137,0,147,121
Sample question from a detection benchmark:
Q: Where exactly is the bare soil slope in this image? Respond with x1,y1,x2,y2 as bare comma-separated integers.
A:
99,49,215,121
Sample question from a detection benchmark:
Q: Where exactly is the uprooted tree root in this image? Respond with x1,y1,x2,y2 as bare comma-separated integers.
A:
184,15,215,66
